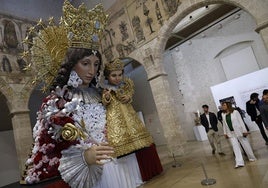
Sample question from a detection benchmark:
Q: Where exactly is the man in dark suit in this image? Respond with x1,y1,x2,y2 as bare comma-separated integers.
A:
260,89,268,130
246,93,268,145
200,105,225,155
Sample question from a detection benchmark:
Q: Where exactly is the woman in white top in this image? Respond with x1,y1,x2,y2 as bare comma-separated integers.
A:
221,102,256,168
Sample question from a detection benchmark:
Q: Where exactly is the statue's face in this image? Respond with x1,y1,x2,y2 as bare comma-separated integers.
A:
108,70,123,86
73,55,100,87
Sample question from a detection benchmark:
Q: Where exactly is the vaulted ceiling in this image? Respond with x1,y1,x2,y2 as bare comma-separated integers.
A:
165,4,237,50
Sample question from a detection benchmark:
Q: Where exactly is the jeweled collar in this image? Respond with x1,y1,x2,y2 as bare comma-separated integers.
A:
101,79,125,91
72,86,101,104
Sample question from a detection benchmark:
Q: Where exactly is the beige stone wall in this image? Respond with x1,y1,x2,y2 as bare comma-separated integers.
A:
101,0,181,63
0,13,35,179
105,0,268,156
154,0,268,153
0,76,34,178
0,75,34,176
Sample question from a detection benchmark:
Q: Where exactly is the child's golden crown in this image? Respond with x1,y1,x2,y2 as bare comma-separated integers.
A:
105,58,125,71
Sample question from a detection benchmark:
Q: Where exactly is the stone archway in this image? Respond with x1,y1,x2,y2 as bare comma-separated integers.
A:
131,0,268,156
0,76,33,180
0,90,21,186
156,0,268,66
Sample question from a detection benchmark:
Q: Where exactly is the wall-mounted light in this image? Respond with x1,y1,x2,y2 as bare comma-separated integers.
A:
217,23,222,29
234,14,240,19
201,33,206,38
175,47,180,51
188,40,192,45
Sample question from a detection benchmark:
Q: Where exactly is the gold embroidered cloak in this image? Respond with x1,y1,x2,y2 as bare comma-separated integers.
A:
104,78,153,157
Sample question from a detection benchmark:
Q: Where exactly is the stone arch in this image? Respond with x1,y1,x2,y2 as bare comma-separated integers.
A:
0,75,34,177
0,77,13,103
0,18,22,50
214,40,254,58
0,90,12,131
155,0,268,67
137,0,268,156
0,90,20,185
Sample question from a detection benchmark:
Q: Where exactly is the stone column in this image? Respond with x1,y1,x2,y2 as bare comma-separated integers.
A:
10,108,33,179
256,21,268,51
147,65,186,156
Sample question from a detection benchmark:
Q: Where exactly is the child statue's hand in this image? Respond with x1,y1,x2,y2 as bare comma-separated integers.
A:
120,95,130,104
103,89,112,104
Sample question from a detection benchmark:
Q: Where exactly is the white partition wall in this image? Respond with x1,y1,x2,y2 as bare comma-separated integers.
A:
210,67,268,131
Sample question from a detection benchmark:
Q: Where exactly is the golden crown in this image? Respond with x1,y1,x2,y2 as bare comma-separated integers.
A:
62,0,108,49
22,0,108,91
105,58,125,71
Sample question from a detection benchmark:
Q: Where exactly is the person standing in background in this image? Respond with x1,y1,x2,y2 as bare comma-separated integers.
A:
246,93,268,145
260,89,268,130
200,105,225,155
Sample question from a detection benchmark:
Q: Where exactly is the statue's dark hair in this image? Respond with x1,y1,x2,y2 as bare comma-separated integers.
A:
50,48,102,91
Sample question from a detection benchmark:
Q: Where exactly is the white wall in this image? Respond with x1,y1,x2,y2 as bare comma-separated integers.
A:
211,68,268,131
220,46,259,80
0,130,20,186
164,10,268,140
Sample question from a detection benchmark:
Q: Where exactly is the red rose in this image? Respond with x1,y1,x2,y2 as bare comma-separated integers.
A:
51,116,74,127
38,130,54,145
33,152,42,164
56,98,67,109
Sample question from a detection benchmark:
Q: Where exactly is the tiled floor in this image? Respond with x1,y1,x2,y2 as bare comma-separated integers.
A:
140,131,268,188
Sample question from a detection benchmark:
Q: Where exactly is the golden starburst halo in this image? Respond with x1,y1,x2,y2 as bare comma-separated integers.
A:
22,0,109,92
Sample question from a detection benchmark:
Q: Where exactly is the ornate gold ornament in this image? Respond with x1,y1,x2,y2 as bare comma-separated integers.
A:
22,0,109,91
115,77,134,101
61,122,86,141
105,58,124,72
